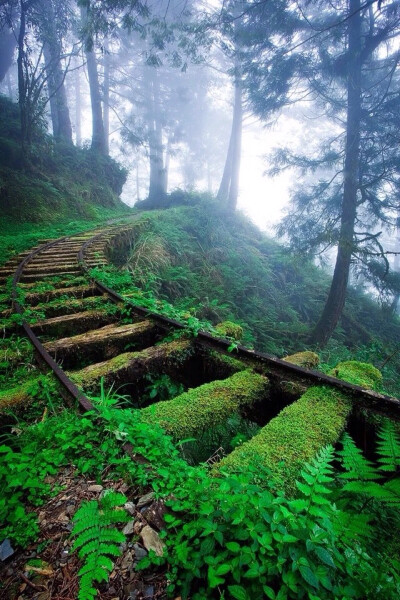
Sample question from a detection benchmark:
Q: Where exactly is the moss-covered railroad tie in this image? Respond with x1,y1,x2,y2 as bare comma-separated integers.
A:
140,369,269,440
69,339,194,391
215,361,382,494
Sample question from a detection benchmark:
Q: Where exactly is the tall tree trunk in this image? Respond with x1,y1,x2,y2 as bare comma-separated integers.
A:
0,26,16,83
81,7,106,154
43,42,59,136
227,72,242,211
217,56,242,211
74,60,82,146
311,0,362,347
6,70,13,99
40,0,72,142
103,40,110,155
17,0,28,150
86,48,106,153
148,69,166,202
217,124,233,202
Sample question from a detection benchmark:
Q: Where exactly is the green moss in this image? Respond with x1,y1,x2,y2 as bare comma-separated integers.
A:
69,340,192,388
206,350,247,374
216,361,381,494
330,360,382,390
0,379,36,412
283,351,319,369
140,370,269,441
215,321,244,341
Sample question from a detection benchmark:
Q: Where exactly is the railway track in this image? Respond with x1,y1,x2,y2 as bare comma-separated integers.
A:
1,220,400,479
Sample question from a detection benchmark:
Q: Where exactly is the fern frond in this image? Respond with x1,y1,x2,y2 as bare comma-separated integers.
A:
71,490,129,600
333,509,373,543
78,542,121,559
296,445,335,519
382,479,400,505
97,529,126,544
377,421,400,472
337,433,378,481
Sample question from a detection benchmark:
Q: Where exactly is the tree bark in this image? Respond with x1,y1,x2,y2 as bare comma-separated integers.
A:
81,7,106,154
217,56,242,211
148,68,166,202
311,0,362,347
17,0,28,149
40,0,72,142
74,60,82,145
103,39,110,154
227,70,242,211
0,26,16,83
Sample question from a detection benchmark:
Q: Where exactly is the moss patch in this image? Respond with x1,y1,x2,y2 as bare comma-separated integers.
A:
215,321,244,341
69,339,192,389
140,370,269,441
330,360,382,390
0,379,36,412
215,361,381,494
283,351,319,369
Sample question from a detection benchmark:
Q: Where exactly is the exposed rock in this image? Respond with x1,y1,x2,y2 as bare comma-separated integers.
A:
122,521,135,536
0,539,14,561
133,544,147,560
142,500,166,531
124,501,136,515
88,484,103,493
140,526,165,557
137,492,155,508
133,521,144,535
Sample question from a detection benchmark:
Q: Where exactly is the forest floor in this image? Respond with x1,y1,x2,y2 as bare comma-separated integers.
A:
1,468,168,600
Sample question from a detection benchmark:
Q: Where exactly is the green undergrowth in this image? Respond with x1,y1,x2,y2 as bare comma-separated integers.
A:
1,386,400,600
89,264,223,340
0,96,130,233
108,202,400,397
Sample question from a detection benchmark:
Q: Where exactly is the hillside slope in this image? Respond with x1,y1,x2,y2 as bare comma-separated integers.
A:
116,200,400,396
0,96,129,226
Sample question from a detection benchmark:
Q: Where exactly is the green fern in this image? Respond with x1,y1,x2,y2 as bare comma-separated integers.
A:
71,490,130,600
338,427,400,507
377,421,400,472
295,444,335,519
337,432,379,481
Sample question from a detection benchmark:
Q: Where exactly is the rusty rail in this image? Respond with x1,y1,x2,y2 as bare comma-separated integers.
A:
8,225,400,421
80,229,400,420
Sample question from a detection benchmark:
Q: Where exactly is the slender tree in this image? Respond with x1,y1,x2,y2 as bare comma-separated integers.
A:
311,0,362,345
38,0,73,142
80,5,106,154
270,0,400,345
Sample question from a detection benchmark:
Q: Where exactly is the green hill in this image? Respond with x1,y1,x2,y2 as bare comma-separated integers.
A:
114,200,400,397
0,95,129,225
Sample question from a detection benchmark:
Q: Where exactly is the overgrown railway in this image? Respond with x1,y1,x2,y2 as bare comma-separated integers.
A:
1,220,400,474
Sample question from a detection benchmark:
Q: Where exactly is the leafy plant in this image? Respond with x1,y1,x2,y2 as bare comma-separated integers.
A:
71,490,129,600
144,373,185,402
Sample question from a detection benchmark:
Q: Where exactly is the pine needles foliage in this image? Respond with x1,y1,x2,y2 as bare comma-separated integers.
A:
71,490,130,600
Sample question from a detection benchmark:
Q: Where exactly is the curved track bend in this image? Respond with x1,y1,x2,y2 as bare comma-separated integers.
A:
2,222,400,432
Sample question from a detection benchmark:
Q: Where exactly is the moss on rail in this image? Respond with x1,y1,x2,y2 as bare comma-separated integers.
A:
215,361,382,494
140,369,269,441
